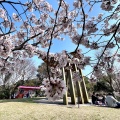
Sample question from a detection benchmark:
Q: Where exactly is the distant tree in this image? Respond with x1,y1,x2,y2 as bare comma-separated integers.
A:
93,49,120,94
24,79,41,87
94,80,113,93
84,76,94,96
0,58,36,98
0,73,12,88
37,63,48,79
0,59,36,86
37,62,52,85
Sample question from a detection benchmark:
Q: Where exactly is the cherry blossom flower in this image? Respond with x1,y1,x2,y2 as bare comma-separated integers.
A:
12,13,21,21
73,1,81,8
101,0,114,11
33,0,44,5
107,42,115,48
0,8,7,20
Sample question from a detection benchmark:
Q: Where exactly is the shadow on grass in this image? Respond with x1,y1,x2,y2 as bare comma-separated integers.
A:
0,97,47,103
1,98,104,107
88,104,120,109
33,99,91,106
33,99,66,106
0,97,66,106
0,97,69,106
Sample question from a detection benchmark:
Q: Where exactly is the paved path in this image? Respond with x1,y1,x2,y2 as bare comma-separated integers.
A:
34,97,92,107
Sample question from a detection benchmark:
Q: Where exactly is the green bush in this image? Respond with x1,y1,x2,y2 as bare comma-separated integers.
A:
94,81,113,93
0,88,10,99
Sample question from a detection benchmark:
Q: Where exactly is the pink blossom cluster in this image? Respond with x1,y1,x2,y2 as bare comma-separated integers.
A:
85,21,98,34
101,0,117,11
0,35,13,58
42,77,67,101
92,51,117,81
72,71,82,83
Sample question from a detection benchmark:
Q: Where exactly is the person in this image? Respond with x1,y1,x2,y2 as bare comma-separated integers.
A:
91,92,97,104
26,92,29,98
95,94,102,105
101,94,106,105
105,93,120,108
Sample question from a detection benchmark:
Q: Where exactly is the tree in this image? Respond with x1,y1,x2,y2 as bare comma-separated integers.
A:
94,80,113,93
92,49,120,94
84,76,94,96
0,58,36,98
0,0,120,100
10,59,36,82
37,62,49,83
0,59,36,86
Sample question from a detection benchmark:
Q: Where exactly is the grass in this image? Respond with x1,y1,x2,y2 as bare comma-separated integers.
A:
0,98,120,120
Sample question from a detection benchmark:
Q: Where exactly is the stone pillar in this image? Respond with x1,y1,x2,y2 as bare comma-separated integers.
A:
79,69,89,103
66,64,76,104
74,65,84,104
62,67,68,105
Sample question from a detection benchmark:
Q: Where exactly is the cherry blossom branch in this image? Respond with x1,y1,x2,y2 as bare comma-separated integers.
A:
92,22,120,77
46,0,62,80
0,1,25,6
75,0,85,52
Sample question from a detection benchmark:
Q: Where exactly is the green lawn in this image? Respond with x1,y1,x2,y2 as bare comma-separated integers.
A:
0,98,120,120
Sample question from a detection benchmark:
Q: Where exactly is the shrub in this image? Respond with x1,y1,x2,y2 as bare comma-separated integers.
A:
0,88,10,99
